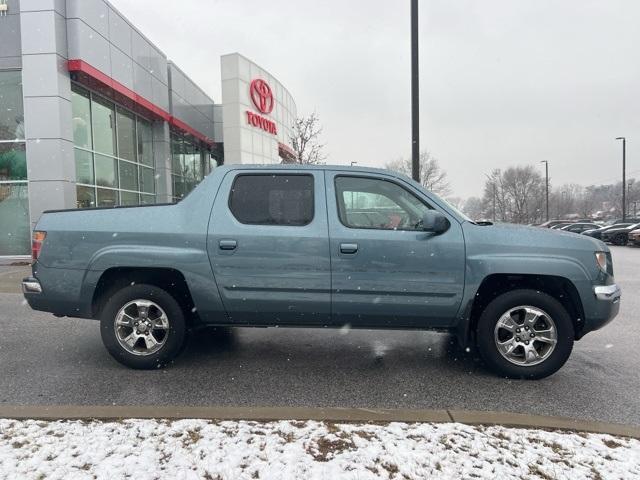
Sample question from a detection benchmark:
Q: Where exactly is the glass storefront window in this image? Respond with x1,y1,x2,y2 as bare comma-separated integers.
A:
137,119,153,166
116,108,136,161
0,143,27,181
72,83,155,208
120,191,139,206
170,133,209,201
140,166,155,194
0,183,30,255
0,71,25,141
96,188,117,208
119,160,138,192
92,96,116,156
0,72,29,256
74,149,94,185
140,194,155,205
172,174,184,200
95,154,118,188
76,185,96,209
71,85,92,149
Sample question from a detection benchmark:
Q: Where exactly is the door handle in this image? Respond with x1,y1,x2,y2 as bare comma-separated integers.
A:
219,239,237,250
340,243,358,254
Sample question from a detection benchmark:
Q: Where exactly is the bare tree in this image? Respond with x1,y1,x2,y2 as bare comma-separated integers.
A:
481,166,545,224
461,196,484,221
385,152,451,197
288,112,326,164
474,163,638,223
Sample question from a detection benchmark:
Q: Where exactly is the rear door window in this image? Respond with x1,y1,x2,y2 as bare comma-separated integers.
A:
229,174,314,226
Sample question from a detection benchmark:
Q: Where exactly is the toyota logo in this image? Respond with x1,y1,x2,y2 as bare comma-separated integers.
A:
250,79,274,115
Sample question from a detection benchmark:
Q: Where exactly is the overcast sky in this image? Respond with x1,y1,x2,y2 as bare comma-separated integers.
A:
110,0,640,198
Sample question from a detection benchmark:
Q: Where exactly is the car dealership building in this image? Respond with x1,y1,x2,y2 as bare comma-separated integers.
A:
0,0,297,256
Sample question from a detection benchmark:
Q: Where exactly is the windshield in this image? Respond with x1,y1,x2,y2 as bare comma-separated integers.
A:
431,191,474,223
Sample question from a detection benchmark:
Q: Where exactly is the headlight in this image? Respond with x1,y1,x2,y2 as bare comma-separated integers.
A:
595,252,608,272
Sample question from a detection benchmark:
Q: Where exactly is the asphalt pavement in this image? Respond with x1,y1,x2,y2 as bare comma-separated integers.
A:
0,246,638,426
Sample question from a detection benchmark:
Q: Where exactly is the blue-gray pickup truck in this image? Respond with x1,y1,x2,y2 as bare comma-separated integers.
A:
23,165,621,378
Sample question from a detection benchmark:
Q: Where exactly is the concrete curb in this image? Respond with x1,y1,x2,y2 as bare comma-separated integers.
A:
0,405,638,439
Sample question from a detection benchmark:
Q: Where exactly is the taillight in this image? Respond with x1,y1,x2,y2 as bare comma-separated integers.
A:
32,231,46,262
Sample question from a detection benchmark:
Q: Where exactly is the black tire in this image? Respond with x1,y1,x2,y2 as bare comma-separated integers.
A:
100,284,187,369
612,234,627,246
476,289,574,379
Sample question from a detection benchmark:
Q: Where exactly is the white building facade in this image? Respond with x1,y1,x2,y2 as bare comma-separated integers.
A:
0,0,297,257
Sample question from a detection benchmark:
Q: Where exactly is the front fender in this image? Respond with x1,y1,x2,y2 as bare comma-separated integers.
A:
454,253,593,345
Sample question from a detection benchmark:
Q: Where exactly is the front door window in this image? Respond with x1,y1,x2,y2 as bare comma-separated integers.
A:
335,176,431,231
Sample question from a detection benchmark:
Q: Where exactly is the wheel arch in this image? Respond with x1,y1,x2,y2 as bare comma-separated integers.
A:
461,273,585,346
91,267,198,325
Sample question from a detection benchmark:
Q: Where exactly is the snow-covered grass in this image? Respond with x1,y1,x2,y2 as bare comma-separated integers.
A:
1,418,638,479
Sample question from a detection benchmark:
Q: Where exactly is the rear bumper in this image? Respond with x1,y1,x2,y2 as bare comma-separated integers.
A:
22,264,94,318
22,277,42,294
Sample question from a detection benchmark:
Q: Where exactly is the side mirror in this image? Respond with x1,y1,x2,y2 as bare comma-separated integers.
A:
421,210,450,234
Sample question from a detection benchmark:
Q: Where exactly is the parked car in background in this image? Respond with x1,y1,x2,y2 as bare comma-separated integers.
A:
539,220,570,228
604,217,640,226
582,223,633,240
629,229,640,246
601,223,640,246
22,165,621,380
559,223,601,234
550,223,574,230
539,219,591,228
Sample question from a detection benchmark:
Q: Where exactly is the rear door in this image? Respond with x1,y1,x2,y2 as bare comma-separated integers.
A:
326,171,466,328
207,169,330,325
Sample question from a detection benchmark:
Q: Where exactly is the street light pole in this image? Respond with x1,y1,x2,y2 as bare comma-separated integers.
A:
410,0,420,183
485,174,496,222
616,137,626,222
541,161,549,222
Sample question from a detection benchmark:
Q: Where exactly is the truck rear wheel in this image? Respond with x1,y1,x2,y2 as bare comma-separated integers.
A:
476,289,574,379
100,284,187,369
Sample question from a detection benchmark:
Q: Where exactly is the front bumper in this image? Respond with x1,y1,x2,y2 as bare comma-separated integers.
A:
580,283,621,337
594,284,621,302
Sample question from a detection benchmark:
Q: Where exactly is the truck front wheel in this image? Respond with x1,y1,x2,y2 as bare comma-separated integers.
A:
476,289,574,379
100,284,187,369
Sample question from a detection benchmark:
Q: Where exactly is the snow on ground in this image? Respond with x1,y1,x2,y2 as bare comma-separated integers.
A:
0,418,639,479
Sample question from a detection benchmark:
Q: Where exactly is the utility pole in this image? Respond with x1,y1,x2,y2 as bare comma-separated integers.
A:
410,0,420,183
616,137,626,221
541,161,549,222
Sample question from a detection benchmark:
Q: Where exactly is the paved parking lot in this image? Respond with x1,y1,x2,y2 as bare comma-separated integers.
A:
0,246,638,426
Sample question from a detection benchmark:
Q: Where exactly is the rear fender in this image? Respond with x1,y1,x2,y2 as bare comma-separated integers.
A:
82,245,226,322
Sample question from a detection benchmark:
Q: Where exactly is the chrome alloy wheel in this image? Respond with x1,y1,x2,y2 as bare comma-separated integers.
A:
494,306,558,366
114,299,170,356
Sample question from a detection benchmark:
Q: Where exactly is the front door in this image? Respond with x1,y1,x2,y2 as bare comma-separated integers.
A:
326,172,465,328
207,170,330,325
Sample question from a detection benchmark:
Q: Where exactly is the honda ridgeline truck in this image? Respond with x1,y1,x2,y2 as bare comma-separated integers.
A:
23,165,621,378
